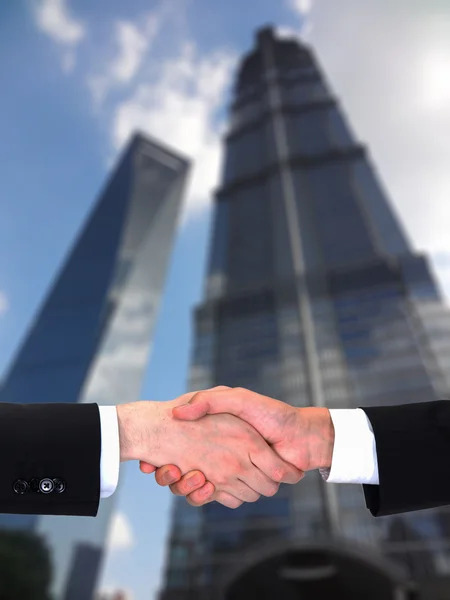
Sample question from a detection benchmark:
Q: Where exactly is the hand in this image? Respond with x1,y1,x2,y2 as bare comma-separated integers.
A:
139,389,223,504
117,392,304,509
166,387,334,506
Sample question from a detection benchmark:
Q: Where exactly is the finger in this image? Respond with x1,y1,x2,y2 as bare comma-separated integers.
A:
213,491,244,509
251,448,305,485
172,388,249,421
167,471,207,495
139,461,156,474
185,479,259,506
187,486,243,509
221,480,260,503
185,482,216,506
174,386,230,406
239,467,280,498
153,465,183,486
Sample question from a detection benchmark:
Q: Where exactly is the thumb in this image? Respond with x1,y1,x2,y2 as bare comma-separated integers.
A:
172,388,248,422
173,388,283,445
172,385,232,421
172,398,211,420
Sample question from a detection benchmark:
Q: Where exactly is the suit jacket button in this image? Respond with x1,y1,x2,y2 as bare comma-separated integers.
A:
53,478,66,493
29,478,40,493
39,478,54,494
13,480,28,494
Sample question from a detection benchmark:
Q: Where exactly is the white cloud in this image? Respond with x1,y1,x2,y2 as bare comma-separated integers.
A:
290,0,313,15
106,511,135,552
111,21,150,83
32,0,86,72
288,0,450,299
0,292,9,317
276,25,302,40
417,45,450,112
88,13,161,107
32,0,85,45
112,42,236,219
288,0,314,37
431,253,450,302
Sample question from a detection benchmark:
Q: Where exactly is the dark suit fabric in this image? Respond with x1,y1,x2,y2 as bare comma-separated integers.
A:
0,402,101,516
362,400,450,516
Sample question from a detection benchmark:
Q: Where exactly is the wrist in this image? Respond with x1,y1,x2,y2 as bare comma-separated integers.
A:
116,402,154,462
297,407,335,471
117,400,169,464
116,404,138,462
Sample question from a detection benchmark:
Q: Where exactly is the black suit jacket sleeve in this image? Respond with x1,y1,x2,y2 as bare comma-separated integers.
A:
0,403,101,517
361,400,450,517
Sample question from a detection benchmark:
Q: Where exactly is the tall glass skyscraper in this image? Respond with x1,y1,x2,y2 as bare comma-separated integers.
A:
159,27,450,600
0,133,190,600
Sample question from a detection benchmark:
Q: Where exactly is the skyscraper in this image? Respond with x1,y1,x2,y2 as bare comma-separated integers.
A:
159,27,450,600
0,133,190,599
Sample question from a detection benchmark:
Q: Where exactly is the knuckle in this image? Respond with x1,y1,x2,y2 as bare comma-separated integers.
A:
193,390,207,402
271,465,286,483
188,492,208,506
236,483,259,503
265,483,280,497
186,495,204,507
234,387,247,396
169,483,184,496
216,492,242,509
214,471,228,488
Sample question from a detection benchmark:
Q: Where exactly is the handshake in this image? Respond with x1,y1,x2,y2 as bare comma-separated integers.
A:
117,386,335,509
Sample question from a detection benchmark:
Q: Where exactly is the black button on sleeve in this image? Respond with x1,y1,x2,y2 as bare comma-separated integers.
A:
53,478,66,493
13,480,28,494
39,478,54,494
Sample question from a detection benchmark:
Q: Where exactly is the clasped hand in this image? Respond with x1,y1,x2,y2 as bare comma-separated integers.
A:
125,388,304,509
126,385,334,509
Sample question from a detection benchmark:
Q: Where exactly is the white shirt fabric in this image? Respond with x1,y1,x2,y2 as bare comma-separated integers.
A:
319,408,379,485
98,406,379,498
98,406,120,498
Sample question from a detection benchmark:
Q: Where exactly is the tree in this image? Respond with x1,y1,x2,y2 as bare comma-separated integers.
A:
0,529,53,600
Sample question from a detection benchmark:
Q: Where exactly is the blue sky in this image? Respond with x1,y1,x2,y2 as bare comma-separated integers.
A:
0,1,450,598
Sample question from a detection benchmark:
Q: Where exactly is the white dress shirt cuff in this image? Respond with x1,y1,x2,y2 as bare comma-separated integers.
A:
99,406,120,498
319,408,379,485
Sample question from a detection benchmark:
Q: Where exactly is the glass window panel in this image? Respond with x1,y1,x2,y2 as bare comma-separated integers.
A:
281,80,328,106
223,124,270,184
207,200,229,283
270,174,296,281
328,107,353,148
229,99,263,131
204,495,290,524
166,569,190,589
1,364,87,404
352,158,409,256
306,163,377,268
287,109,330,156
18,303,103,367
227,185,273,289
340,510,384,545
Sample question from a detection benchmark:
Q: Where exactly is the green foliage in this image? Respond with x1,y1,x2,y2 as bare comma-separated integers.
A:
0,529,53,600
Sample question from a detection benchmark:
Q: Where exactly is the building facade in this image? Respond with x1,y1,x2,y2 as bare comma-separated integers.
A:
0,133,190,599
158,27,450,600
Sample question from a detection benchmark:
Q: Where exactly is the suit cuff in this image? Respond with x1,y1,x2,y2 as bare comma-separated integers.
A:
319,408,379,484
99,406,120,498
